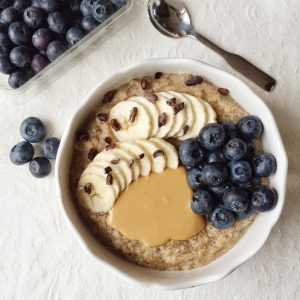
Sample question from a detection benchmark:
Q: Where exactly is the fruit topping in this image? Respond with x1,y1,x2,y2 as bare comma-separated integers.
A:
29,156,52,178
179,114,277,229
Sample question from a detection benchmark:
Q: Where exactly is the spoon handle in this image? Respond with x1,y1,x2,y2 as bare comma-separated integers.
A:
189,31,276,92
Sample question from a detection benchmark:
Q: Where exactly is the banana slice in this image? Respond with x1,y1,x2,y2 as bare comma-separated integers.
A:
177,93,207,141
93,150,133,186
109,101,152,141
77,174,116,213
96,147,140,181
203,100,217,124
165,91,194,139
149,138,179,169
161,92,187,138
88,160,126,191
154,93,175,138
117,141,152,177
134,139,166,173
130,96,160,137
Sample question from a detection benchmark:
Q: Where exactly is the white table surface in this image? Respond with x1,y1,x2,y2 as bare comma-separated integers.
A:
1,0,300,299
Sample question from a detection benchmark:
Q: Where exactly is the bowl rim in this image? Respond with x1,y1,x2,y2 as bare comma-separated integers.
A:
55,58,288,290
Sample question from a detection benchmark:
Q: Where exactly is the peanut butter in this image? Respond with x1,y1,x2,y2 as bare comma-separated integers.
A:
106,167,205,247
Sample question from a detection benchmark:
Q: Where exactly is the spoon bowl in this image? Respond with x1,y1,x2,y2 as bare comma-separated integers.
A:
148,0,192,38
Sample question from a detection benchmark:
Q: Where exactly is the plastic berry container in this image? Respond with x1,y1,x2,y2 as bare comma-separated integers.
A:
0,0,139,102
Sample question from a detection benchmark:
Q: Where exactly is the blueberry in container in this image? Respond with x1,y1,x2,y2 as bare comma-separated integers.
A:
0,0,139,102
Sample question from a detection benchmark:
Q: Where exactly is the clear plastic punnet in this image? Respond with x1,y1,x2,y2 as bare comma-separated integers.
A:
1,0,140,103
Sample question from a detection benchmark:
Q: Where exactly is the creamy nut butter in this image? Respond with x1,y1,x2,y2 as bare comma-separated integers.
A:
106,167,205,246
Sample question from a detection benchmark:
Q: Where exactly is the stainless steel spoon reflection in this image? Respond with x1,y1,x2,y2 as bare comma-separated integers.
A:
148,0,276,92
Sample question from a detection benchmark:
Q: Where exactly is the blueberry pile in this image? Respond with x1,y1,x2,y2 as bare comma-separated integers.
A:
179,115,278,229
10,116,60,178
0,0,126,89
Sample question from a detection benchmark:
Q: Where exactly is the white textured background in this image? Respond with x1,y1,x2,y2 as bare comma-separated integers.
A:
1,0,300,299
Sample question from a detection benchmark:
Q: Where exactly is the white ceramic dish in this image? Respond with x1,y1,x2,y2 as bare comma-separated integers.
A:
55,58,288,290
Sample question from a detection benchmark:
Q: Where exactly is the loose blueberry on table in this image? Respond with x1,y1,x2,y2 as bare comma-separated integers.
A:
10,117,60,178
0,0,127,88
179,115,278,229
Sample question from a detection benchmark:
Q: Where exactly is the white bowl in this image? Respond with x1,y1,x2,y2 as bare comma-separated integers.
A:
55,58,288,290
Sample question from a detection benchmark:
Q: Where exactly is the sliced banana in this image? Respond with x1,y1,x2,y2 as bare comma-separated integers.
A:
93,150,133,186
96,147,140,181
77,174,116,213
177,94,207,141
130,96,160,137
118,141,152,177
134,139,167,173
88,160,126,191
109,101,152,141
171,92,197,139
203,100,217,124
149,138,179,169
161,92,187,138
154,93,175,138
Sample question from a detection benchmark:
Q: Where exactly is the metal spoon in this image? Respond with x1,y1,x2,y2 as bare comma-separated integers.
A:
148,0,276,92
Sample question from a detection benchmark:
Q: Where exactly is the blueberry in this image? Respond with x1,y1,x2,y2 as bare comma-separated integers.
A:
10,45,31,67
208,182,233,198
81,15,99,32
207,150,228,165
13,0,31,12
220,121,238,139
46,40,67,61
20,117,47,143
32,28,53,50
228,160,252,183
34,0,60,13
0,0,12,9
8,22,32,45
29,156,52,178
190,189,217,215
111,0,126,9
10,141,34,165
251,152,277,177
237,176,261,189
66,26,85,45
0,56,14,74
8,69,29,88
0,46,11,57
68,0,80,12
0,7,20,25
237,115,263,140
251,185,277,212
244,140,256,160
178,138,205,168
199,123,226,151
223,138,247,160
80,0,92,16
47,11,68,34
223,187,249,212
84,0,98,7
208,206,235,229
236,205,254,220
202,163,228,187
23,6,46,29
30,53,49,73
92,0,116,23
40,137,60,159
187,167,206,189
